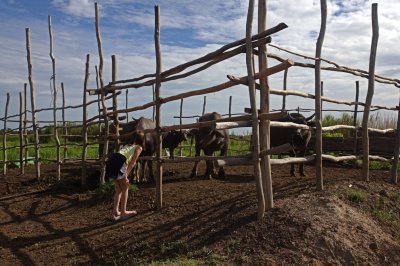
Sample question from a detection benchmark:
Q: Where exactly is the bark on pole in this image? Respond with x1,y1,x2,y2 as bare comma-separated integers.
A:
258,0,273,210
48,15,61,181
26,28,40,180
314,0,327,191
95,2,108,185
19,92,24,175
111,55,119,152
179,98,183,156
362,3,379,181
2,93,10,175
82,54,90,187
228,96,232,118
154,5,163,209
125,89,129,123
391,89,400,184
61,82,68,161
246,0,265,219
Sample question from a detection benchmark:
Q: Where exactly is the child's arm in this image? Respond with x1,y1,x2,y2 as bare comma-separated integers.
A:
126,147,143,177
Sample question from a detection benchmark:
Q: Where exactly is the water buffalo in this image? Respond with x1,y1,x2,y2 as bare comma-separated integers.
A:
162,130,187,159
190,112,229,179
270,112,315,177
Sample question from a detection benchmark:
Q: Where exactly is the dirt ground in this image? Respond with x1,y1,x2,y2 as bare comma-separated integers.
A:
1,161,400,265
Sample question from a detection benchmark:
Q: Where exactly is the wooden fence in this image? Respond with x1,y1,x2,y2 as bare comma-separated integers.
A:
1,1,400,219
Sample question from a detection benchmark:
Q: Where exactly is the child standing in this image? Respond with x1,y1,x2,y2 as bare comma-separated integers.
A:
105,129,145,220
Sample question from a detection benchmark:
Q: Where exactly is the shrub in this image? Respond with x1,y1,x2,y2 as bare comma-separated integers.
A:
347,189,367,203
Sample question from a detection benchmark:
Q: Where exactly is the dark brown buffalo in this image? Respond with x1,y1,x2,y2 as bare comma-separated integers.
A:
270,112,315,177
190,112,229,179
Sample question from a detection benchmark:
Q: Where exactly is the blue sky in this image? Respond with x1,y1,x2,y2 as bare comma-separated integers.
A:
0,0,399,131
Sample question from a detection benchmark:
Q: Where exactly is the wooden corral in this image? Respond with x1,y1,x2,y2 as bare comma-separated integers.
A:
1,1,400,220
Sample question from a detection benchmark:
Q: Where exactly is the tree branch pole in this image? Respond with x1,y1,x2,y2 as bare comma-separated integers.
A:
258,0,273,211
48,15,61,181
81,54,90,187
26,28,40,180
61,82,68,161
246,0,265,219
391,88,400,184
2,93,10,175
154,5,163,209
95,2,108,185
362,3,379,181
111,55,119,152
23,84,29,165
19,92,24,175
314,0,327,191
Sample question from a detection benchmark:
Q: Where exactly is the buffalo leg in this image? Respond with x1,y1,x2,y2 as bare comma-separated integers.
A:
298,149,307,177
290,150,297,177
190,145,201,178
217,148,227,179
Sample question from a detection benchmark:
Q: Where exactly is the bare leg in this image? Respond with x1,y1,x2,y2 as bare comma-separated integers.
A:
113,180,122,216
118,177,136,216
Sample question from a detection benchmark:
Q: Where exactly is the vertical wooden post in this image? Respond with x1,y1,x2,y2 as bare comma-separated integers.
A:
258,0,273,210
2,93,10,175
154,5,163,209
314,0,327,191
95,65,102,135
391,90,400,184
179,98,183,156
26,28,40,180
82,54,90,187
19,92,24,175
320,81,324,119
23,83,29,165
362,3,379,181
48,15,61,181
353,81,360,155
246,0,265,219
61,82,68,161
111,55,119,152
125,89,129,124
282,68,288,110
95,2,108,185
228,96,232,118
202,96,206,115
152,85,156,121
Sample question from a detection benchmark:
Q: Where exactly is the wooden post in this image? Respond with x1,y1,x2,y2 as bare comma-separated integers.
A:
126,89,129,123
353,81,360,155
2,93,10,175
26,28,40,180
282,68,288,110
23,83,29,165
48,15,61,181
154,5,163,209
258,0,273,210
95,65,102,134
314,0,327,191
19,92,24,175
246,0,265,219
152,84,156,121
228,96,232,118
95,2,108,185
82,54,90,187
391,90,400,184
179,98,183,156
321,81,324,119
111,55,119,152
61,82,68,161
202,96,206,115
362,3,379,181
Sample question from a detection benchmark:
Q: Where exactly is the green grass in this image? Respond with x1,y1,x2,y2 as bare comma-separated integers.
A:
347,189,367,203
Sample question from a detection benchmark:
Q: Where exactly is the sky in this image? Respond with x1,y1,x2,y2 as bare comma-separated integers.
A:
0,0,399,133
